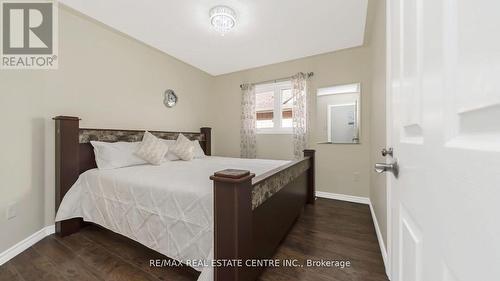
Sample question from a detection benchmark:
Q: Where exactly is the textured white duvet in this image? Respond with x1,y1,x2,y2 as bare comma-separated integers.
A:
55,156,289,281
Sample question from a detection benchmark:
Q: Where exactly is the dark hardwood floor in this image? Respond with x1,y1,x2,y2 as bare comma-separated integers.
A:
0,199,388,281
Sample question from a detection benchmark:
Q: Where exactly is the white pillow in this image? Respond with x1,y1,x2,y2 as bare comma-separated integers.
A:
91,141,147,170
135,131,169,165
161,139,180,161
169,133,195,161
193,140,206,158
162,138,205,160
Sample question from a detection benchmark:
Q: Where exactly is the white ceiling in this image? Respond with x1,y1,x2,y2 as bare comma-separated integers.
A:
60,0,368,76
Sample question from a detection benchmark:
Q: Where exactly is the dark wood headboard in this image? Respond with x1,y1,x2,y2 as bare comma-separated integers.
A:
53,115,212,235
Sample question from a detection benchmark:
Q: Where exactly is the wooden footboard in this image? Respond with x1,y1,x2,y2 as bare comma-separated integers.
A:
210,150,315,281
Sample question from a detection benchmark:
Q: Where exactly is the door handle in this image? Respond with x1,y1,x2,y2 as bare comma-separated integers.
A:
375,160,399,178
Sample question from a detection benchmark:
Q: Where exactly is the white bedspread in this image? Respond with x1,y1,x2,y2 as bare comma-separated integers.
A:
55,156,289,281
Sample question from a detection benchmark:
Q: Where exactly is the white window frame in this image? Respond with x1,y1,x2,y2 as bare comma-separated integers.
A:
255,80,293,134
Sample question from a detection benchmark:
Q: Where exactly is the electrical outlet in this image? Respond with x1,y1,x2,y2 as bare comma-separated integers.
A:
6,202,17,220
353,172,360,182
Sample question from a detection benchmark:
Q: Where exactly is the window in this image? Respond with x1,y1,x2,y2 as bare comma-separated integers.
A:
255,81,293,134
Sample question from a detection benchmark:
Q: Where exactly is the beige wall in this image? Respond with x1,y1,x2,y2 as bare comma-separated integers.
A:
211,46,373,197
0,6,214,253
368,0,388,246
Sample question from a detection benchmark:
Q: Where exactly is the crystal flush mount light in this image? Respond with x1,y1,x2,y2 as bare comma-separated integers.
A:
209,5,236,35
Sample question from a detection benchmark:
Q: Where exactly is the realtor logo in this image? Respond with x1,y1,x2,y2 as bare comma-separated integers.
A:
1,0,58,69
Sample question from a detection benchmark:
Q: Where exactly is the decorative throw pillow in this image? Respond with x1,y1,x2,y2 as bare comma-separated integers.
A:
135,131,169,165
162,139,204,160
169,133,195,161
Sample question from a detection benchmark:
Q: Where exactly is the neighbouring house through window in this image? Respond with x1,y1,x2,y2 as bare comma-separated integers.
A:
255,80,293,134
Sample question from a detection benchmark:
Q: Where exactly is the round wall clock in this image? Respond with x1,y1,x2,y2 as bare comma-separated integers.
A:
164,89,178,108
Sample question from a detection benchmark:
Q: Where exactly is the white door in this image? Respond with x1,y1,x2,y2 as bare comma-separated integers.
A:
387,0,500,281
328,103,357,143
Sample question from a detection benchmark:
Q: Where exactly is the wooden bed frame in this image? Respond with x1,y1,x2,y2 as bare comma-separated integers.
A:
54,116,315,281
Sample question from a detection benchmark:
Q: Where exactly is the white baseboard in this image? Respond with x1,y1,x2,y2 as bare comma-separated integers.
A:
316,191,370,204
316,191,389,278
0,225,55,266
369,202,389,277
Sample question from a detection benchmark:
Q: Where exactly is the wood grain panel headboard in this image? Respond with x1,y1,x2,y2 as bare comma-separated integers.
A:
53,116,212,235
77,127,211,173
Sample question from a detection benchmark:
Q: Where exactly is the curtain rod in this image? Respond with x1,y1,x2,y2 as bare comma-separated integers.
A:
239,72,314,89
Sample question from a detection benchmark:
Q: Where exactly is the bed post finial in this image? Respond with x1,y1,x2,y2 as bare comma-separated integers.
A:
210,169,255,281
304,149,316,204
53,116,83,236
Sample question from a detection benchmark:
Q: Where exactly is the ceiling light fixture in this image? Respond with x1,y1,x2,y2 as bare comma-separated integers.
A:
209,5,236,35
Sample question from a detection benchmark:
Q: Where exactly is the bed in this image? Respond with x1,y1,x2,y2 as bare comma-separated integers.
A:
53,116,316,281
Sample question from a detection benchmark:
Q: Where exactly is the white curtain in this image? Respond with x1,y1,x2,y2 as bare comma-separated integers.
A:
240,83,257,158
291,73,310,159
